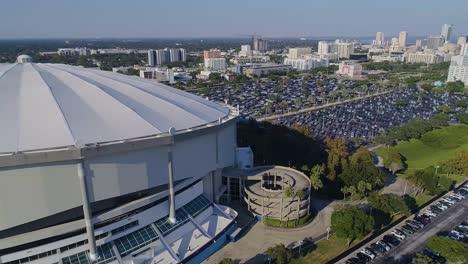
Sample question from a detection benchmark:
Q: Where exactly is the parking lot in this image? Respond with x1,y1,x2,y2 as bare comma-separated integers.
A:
340,184,468,264
375,196,468,263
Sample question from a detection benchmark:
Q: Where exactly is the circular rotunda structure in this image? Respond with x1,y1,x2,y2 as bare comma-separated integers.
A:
229,166,312,223
0,59,239,264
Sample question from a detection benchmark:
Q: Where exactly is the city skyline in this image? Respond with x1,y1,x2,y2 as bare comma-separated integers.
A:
0,0,467,39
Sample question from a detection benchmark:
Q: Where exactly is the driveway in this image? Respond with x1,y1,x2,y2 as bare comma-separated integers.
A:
203,198,335,264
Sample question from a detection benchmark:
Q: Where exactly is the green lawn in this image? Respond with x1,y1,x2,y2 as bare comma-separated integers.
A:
293,235,360,264
375,125,468,176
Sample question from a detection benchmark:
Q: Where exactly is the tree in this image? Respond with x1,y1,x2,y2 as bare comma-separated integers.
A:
427,235,468,263
407,167,452,195
440,150,468,175
437,105,453,114
331,206,374,245
445,80,465,93
380,148,405,174
265,244,293,264
284,186,294,198
219,258,236,264
456,113,468,125
412,253,439,264
338,148,385,198
325,137,349,181
428,113,449,128
309,165,324,191
368,193,410,216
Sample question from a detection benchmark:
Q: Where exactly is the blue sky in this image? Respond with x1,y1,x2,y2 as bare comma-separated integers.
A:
0,0,467,38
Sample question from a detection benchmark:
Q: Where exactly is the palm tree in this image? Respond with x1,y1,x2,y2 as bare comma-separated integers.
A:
309,165,324,191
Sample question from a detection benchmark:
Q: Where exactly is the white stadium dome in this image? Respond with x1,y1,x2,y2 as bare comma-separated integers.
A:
0,59,239,264
0,63,229,153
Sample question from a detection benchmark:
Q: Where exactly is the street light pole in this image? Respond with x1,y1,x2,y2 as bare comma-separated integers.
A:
326,227,331,240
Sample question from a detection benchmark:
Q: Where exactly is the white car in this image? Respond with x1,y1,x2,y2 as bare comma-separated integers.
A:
392,229,406,240
451,193,465,200
423,210,436,218
376,240,390,251
442,197,456,205
448,194,462,201
360,248,376,259
450,230,464,240
436,203,448,210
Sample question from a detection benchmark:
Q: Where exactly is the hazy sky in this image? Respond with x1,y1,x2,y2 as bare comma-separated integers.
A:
1,0,467,39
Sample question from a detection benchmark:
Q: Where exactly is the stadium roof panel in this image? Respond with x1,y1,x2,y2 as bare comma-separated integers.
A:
0,63,229,153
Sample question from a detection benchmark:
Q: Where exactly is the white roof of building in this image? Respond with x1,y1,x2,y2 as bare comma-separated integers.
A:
0,63,229,153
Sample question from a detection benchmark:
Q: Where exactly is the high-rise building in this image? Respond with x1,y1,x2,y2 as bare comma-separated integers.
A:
335,42,354,59
318,41,332,55
441,24,453,42
427,35,445,49
148,49,157,66
318,40,353,59
203,49,222,59
253,35,269,52
399,31,408,48
288,47,312,59
447,54,468,85
457,36,468,55
204,58,226,71
375,32,384,45
148,48,186,66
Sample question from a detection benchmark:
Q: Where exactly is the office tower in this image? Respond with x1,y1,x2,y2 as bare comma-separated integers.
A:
415,40,423,49
441,24,453,42
375,32,384,45
399,31,408,47
427,35,445,49
288,47,312,59
148,49,157,66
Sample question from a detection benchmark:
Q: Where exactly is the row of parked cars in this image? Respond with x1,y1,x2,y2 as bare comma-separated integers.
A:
345,185,468,264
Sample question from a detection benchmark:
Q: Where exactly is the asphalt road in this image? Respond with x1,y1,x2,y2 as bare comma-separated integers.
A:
374,197,468,264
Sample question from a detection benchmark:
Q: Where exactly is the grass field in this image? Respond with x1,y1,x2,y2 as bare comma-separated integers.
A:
292,235,360,264
375,125,468,175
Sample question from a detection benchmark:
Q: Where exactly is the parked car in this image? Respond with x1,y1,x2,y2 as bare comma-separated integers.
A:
345,257,361,264
356,252,371,263
455,226,468,235
448,194,463,201
415,216,430,225
370,242,386,253
360,248,376,259
401,224,415,235
383,234,400,247
442,197,456,205
406,220,423,230
437,202,450,209
423,210,437,218
423,248,445,262
430,205,443,213
392,229,407,240
376,240,391,251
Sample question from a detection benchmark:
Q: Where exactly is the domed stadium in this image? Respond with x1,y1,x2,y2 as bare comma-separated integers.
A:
0,58,239,264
